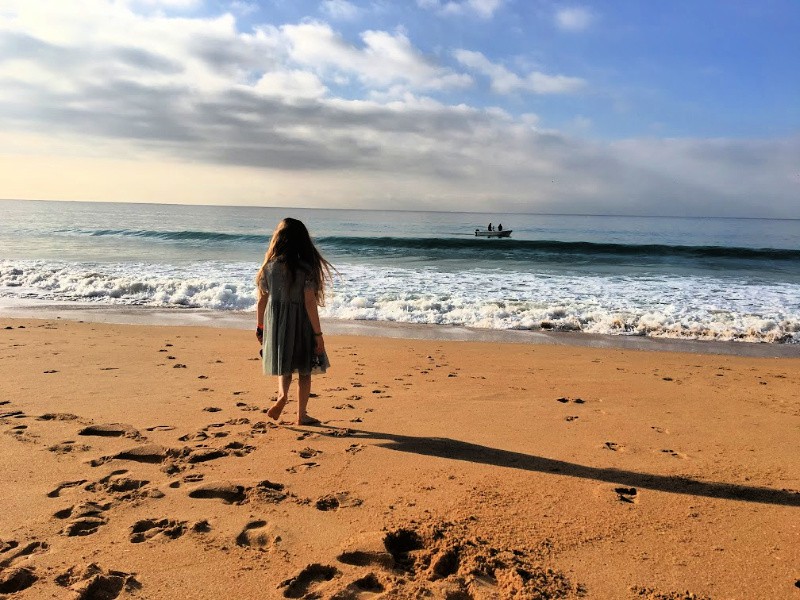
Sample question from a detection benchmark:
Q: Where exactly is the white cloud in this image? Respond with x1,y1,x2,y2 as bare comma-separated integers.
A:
126,0,202,9
555,6,593,32
281,22,472,91
417,0,504,19
320,0,360,21
229,1,258,17
454,49,586,94
254,69,327,99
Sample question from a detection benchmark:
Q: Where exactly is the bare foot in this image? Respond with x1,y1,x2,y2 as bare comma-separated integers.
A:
267,400,286,420
297,415,321,426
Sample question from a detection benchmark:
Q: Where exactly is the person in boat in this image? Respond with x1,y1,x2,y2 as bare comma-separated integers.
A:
487,223,493,231
498,224,503,231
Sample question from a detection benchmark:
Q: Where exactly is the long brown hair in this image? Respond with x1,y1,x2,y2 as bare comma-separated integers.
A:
255,218,333,305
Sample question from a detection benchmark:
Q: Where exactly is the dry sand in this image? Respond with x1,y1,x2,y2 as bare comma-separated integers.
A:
0,318,798,599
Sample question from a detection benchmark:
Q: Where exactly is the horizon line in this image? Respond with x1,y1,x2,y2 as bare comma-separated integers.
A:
1,197,798,222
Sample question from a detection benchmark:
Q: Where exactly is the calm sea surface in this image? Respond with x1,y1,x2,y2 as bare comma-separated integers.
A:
1,199,799,343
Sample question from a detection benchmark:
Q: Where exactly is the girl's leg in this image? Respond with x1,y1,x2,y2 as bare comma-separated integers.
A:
296,373,317,425
267,374,292,420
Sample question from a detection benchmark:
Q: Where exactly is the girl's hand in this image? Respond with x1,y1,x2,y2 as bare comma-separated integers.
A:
315,335,325,355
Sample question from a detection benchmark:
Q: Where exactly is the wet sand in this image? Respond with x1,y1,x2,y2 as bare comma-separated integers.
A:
0,318,798,599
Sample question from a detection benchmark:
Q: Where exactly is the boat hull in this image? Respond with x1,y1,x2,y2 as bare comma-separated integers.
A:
474,230,512,238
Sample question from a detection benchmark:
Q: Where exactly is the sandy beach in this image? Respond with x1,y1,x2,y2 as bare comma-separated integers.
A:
1,318,798,599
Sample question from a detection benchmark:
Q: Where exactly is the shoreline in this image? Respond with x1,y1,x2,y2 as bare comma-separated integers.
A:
1,297,799,358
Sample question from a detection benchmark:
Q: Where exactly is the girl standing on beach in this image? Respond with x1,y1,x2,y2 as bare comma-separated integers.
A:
255,218,332,425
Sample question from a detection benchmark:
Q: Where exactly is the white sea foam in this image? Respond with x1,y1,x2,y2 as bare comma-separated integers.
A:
1,259,798,343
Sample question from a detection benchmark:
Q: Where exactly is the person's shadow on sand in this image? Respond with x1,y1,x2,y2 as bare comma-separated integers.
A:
309,426,800,507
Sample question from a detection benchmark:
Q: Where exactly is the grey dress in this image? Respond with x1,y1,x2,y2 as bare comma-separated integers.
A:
259,260,330,376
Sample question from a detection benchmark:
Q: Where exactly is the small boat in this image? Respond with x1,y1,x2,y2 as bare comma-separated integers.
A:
474,229,512,238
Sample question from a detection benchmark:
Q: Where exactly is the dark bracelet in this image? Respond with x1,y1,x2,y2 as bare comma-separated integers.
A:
256,326,263,333
313,331,323,337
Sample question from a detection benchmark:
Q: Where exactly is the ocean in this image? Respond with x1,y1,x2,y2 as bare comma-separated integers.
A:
1,199,799,345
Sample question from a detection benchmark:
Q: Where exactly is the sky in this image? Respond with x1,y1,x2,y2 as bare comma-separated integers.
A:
0,0,798,217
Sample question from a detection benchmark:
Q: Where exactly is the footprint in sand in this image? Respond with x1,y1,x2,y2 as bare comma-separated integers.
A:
78,423,142,440
660,449,688,459
55,564,141,599
89,444,181,467
54,501,111,522
145,425,175,432
179,431,209,442
294,447,321,459
345,573,385,594
62,516,108,537
0,540,18,554
129,518,187,543
235,519,278,549
187,448,228,464
47,479,89,498
315,491,363,511
251,421,274,435
37,413,80,422
0,540,49,569
250,480,288,503
280,564,339,599
48,441,92,454
187,481,247,504
225,441,256,457
0,567,38,594
603,441,625,452
615,487,639,504
286,462,319,474
0,410,25,419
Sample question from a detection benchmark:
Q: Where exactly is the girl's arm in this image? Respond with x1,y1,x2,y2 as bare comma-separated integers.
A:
256,292,268,342
304,288,325,354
